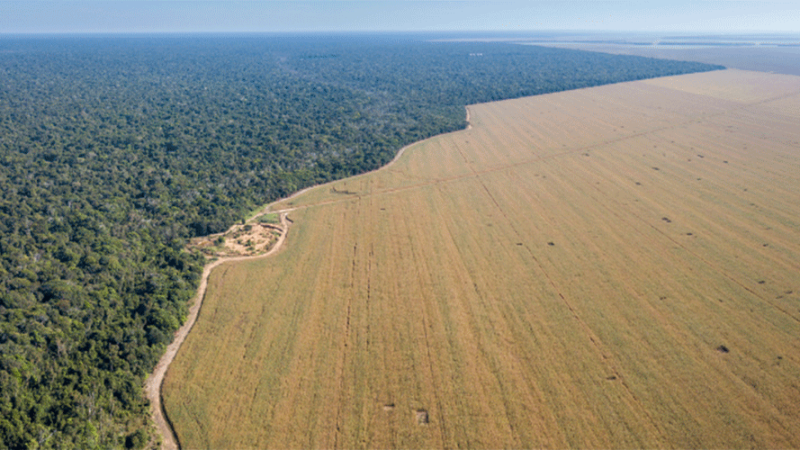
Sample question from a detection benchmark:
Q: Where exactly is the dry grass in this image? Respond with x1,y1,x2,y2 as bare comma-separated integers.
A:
163,69,800,449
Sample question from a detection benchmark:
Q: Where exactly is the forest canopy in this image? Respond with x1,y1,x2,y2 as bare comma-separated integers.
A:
0,34,724,448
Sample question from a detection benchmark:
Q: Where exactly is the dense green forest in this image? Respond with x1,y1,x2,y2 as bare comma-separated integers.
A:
0,34,723,448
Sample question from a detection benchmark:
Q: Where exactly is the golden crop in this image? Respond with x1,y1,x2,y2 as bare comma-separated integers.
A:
163,69,800,449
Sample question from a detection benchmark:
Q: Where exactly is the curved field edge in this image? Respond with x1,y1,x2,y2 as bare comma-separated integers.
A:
145,213,291,449
163,69,800,448
144,108,468,448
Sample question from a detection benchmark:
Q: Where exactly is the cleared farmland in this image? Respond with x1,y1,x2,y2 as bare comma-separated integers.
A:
163,69,800,449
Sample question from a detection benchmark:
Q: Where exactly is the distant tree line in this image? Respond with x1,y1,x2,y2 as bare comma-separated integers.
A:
0,34,723,448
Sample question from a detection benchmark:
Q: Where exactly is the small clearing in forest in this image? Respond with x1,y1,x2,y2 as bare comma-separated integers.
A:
189,219,284,258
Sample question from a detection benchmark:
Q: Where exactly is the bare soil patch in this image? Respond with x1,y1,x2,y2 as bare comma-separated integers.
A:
189,222,284,258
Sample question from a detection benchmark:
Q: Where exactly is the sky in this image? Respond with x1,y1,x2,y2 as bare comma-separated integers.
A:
1,1,799,35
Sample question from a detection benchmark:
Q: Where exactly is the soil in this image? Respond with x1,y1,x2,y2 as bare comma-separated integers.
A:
190,222,283,258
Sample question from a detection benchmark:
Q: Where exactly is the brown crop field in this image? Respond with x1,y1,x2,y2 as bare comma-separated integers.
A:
162,69,800,449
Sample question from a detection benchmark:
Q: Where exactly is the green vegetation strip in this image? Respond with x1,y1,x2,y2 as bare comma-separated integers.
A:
256,213,280,225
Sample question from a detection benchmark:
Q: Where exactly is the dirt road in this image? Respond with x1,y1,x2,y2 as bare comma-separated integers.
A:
144,213,291,450
146,106,471,449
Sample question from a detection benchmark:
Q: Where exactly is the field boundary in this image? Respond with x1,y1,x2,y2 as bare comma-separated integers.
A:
144,213,291,450
146,107,471,449
150,70,800,449
261,107,472,214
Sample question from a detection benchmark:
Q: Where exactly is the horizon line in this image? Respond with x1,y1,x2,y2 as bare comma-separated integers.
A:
2,30,799,37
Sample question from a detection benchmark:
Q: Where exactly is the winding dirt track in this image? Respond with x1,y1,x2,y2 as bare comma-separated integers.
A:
145,107,471,448
144,213,292,449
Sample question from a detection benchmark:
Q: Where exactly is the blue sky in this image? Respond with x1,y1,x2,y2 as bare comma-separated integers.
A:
1,1,798,34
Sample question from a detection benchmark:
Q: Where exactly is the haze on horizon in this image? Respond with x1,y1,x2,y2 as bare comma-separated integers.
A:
1,0,799,35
